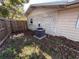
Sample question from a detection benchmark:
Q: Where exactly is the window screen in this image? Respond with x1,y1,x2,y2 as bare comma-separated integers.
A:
76,17,79,28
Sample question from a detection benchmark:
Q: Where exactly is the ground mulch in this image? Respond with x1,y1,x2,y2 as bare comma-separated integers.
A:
0,30,79,59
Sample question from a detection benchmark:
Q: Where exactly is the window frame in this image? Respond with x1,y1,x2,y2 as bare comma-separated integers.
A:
76,15,79,29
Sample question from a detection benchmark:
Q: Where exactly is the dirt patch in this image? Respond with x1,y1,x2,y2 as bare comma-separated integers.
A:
0,32,79,59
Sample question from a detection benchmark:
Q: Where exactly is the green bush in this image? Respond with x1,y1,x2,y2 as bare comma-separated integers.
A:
0,47,18,59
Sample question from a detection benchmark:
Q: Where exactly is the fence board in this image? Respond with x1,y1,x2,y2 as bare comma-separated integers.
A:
0,18,11,46
0,18,27,46
11,20,27,33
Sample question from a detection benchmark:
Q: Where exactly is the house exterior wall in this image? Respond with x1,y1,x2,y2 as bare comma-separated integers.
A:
27,7,79,41
56,7,79,41
27,7,57,35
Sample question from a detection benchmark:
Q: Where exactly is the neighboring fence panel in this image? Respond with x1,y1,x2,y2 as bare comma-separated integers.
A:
0,19,27,46
11,20,27,33
0,19,11,45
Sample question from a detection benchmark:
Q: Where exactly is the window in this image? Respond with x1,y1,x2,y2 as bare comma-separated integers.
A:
76,16,79,28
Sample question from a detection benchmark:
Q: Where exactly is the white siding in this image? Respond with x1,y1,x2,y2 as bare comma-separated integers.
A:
56,7,79,41
27,8,57,35
27,7,79,41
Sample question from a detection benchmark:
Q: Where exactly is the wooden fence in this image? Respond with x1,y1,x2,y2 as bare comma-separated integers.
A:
10,20,27,33
0,18,11,46
0,18,27,46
